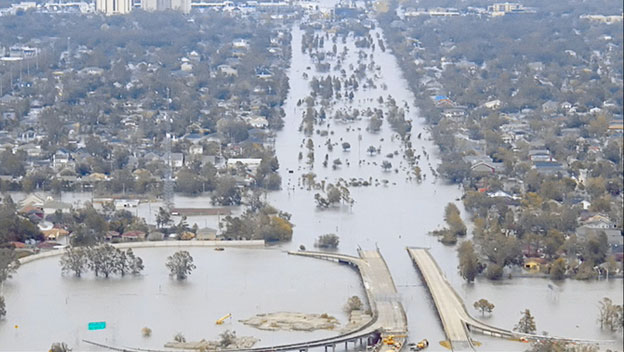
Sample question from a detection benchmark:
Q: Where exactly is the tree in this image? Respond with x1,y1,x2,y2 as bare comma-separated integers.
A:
0,296,5,318
445,203,467,237
219,330,237,347
598,297,623,332
49,342,71,352
156,207,172,229
0,248,20,283
316,233,340,249
344,296,363,314
212,176,242,206
381,160,392,171
368,117,382,132
473,299,495,316
60,247,88,277
126,249,144,275
458,241,479,282
514,309,536,334
142,327,152,337
166,251,196,280
88,244,118,278
549,258,567,280
528,340,598,352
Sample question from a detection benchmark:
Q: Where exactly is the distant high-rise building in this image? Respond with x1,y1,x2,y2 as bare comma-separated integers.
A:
140,0,190,13
96,0,132,14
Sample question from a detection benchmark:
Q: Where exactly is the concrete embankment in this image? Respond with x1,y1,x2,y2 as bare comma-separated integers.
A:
18,240,265,265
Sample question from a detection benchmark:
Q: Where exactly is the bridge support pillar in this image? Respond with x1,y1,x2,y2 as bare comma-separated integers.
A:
332,344,335,352
345,341,348,350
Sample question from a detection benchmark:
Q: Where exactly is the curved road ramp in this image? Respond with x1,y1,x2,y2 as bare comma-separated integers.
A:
84,249,408,352
406,247,608,352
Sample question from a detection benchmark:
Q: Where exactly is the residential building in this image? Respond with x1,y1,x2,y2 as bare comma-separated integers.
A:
96,0,132,14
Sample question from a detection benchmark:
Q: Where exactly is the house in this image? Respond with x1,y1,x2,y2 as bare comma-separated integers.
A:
532,161,564,175
433,95,454,107
196,227,218,240
42,199,72,215
41,228,69,241
471,162,504,175
189,144,204,155
218,64,238,76
232,39,249,49
582,214,616,229
248,116,269,129
170,153,184,168
121,231,146,242
484,99,501,109
53,150,71,168
20,193,45,207
17,143,41,157
523,258,547,272
227,158,262,172
529,149,553,162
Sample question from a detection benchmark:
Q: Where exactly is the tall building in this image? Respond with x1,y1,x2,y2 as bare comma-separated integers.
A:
141,0,190,13
96,0,132,14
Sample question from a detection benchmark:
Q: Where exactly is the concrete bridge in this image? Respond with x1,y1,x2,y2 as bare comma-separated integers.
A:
407,247,607,352
407,247,515,351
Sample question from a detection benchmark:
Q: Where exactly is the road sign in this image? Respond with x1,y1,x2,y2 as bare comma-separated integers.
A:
88,322,106,330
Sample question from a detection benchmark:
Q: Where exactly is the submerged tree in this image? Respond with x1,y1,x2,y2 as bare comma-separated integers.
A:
344,296,363,314
60,247,89,277
597,297,624,332
473,299,495,317
514,309,537,334
0,248,20,283
0,296,6,318
49,342,71,352
166,251,196,280
458,240,479,282
316,233,340,249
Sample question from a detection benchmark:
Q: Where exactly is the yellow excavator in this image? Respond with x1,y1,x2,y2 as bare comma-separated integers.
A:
216,313,232,325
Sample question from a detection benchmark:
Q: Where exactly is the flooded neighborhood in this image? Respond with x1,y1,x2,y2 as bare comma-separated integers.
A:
0,0,622,351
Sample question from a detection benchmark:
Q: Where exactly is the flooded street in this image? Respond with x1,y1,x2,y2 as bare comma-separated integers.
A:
1,6,622,352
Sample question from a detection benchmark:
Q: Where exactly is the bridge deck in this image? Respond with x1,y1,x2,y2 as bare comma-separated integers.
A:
407,248,475,351
285,250,408,350
407,247,613,351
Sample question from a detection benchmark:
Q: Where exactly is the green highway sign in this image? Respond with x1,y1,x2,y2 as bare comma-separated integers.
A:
88,322,106,331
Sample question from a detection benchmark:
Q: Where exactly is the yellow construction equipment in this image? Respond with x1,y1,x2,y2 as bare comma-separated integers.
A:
382,334,407,347
216,313,232,325
412,339,429,351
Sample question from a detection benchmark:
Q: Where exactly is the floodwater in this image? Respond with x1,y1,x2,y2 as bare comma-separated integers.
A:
1,5,623,352
0,248,363,350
